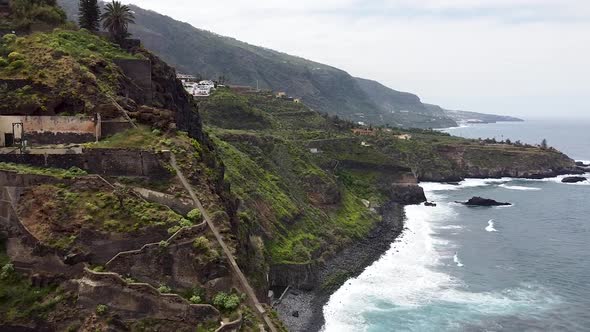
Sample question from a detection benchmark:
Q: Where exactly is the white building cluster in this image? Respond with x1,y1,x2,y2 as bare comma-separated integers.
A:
177,74,215,97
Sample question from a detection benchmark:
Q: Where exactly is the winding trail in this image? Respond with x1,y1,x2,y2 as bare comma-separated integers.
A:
170,153,277,332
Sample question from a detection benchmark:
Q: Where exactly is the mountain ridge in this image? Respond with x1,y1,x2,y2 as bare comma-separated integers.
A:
58,0,522,128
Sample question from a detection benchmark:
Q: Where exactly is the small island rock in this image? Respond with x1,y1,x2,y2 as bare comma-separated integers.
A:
461,196,511,207
561,176,587,183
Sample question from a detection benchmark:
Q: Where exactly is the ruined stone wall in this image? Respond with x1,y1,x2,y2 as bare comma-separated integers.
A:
0,115,97,146
0,149,171,179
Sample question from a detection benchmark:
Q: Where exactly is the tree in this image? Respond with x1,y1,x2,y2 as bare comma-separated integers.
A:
78,0,101,31
100,0,135,42
541,138,548,149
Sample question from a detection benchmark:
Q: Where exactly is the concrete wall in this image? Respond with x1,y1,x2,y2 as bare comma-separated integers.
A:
0,115,98,146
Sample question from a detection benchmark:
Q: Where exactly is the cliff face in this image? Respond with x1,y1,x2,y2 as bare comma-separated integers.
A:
416,144,578,182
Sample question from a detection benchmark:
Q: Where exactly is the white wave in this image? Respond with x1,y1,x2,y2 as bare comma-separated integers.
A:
526,173,590,186
485,219,498,232
322,203,557,332
453,253,464,267
437,225,463,230
499,184,541,191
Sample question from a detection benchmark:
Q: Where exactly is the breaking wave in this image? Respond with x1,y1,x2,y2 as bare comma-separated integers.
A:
486,219,498,232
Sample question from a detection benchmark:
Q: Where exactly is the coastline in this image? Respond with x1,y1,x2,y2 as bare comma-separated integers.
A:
273,201,406,332
273,169,586,332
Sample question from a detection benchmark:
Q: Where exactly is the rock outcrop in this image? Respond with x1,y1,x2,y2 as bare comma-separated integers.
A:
461,197,511,207
561,176,587,183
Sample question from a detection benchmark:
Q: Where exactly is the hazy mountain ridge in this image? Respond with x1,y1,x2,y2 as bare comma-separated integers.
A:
58,0,521,128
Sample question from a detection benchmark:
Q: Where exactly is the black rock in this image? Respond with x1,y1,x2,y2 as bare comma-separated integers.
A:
561,176,587,183
424,201,437,207
292,311,299,318
575,161,589,167
461,196,511,207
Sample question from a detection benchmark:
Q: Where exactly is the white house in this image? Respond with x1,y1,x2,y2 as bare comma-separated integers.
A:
194,80,215,96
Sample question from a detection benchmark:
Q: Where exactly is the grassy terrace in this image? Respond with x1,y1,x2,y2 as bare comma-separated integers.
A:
0,162,87,179
20,183,187,250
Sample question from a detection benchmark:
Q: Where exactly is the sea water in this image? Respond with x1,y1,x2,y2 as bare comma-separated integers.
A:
323,118,590,331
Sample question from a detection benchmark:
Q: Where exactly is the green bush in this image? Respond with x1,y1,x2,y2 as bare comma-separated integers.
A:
7,52,24,62
0,263,14,279
2,34,17,44
189,295,201,304
187,209,203,223
179,218,193,228
9,60,25,70
157,284,172,294
213,292,241,311
96,304,108,315
0,58,8,67
192,236,210,251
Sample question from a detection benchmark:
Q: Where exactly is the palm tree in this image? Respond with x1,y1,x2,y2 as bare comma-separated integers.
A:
100,0,135,42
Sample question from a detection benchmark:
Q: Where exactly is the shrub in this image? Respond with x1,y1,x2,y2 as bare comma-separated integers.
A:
96,304,108,315
189,295,201,304
157,285,171,294
167,225,181,234
9,60,25,70
7,51,24,62
213,292,241,311
179,218,193,228
2,34,17,44
0,58,8,67
187,209,202,223
0,263,14,279
192,236,210,251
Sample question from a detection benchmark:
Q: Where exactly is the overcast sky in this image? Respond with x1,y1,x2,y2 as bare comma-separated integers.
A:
127,0,590,119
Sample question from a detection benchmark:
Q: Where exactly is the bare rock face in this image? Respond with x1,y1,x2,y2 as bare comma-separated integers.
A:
388,184,426,205
562,176,587,183
461,197,511,207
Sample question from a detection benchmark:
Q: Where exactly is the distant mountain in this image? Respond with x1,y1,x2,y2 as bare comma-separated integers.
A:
57,0,519,129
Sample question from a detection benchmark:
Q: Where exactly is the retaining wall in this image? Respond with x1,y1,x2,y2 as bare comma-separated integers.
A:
0,149,171,178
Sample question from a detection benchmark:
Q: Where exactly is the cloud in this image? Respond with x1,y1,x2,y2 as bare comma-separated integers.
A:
127,0,590,117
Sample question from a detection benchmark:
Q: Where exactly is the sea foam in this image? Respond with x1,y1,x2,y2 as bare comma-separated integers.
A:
499,184,541,191
486,219,498,232
322,183,559,331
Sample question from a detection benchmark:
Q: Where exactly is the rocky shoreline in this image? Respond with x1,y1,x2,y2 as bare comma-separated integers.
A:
274,201,405,332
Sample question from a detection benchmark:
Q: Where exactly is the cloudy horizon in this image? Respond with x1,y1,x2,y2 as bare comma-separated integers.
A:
125,0,590,119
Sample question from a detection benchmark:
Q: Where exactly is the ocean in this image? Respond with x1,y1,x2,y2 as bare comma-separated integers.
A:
322,118,590,332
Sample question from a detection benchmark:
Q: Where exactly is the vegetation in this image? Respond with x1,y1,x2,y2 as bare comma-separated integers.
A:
0,162,87,178
5,0,67,30
212,292,241,311
78,0,101,31
0,237,63,323
101,0,135,42
0,28,138,114
95,304,108,315
20,183,184,250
